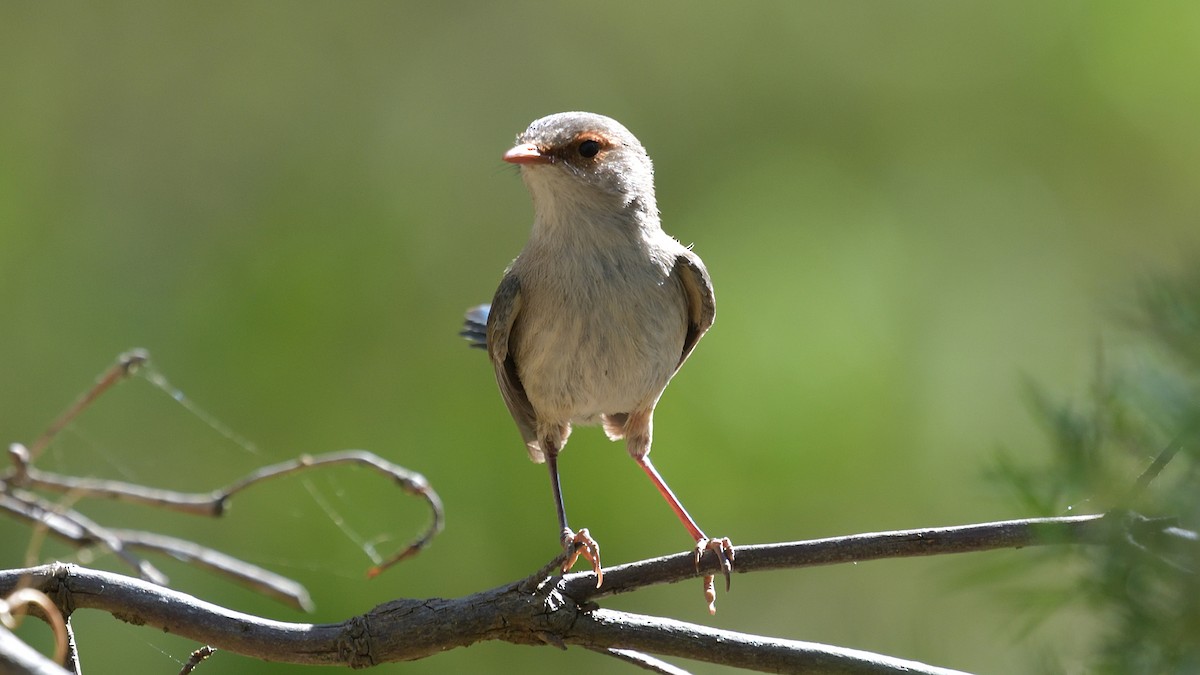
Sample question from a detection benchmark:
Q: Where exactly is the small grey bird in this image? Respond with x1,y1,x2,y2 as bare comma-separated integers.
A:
465,112,733,612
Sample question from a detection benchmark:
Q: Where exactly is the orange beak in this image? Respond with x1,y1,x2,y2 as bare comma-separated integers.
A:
503,142,550,165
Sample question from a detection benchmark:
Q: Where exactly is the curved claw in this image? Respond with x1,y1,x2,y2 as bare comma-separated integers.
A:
561,527,603,588
693,537,735,588
693,537,735,614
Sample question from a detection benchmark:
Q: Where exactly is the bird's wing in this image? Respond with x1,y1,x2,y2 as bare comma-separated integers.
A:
673,249,716,371
486,272,540,452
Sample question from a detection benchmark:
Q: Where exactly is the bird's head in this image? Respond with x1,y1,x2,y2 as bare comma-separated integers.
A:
504,112,658,227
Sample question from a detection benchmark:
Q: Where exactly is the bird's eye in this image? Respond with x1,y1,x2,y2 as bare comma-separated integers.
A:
578,139,602,158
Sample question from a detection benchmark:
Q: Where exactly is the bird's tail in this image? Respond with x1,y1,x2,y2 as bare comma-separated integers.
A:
459,304,490,349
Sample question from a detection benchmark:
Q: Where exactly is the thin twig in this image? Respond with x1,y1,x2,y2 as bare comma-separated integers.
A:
24,349,148,462
62,617,81,675
1128,427,1195,500
178,645,216,675
1,587,68,665
1,488,167,585
7,350,443,588
4,448,443,587
590,647,693,674
0,622,72,675
107,530,313,612
573,608,970,674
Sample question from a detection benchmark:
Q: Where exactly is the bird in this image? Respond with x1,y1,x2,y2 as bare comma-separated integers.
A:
463,111,733,613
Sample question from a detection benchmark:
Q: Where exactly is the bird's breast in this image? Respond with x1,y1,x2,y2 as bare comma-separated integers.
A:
511,246,688,424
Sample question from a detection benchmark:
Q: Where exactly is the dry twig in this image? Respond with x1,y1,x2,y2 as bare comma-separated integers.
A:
1,351,443,615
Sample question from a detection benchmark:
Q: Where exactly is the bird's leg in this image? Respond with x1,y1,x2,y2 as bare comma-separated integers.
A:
546,449,602,587
635,454,734,614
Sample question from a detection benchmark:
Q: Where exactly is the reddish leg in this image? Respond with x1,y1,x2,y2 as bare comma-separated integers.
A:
635,454,734,614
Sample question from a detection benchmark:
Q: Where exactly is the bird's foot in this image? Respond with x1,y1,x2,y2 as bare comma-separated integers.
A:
693,537,735,615
561,527,603,588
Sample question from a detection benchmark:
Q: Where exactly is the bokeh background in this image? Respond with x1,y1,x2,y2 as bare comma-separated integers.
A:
2,3,1198,673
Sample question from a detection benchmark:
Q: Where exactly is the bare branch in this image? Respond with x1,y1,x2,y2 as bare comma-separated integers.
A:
4,448,443,597
5,349,442,594
106,529,313,612
0,622,71,675
572,609,969,674
61,619,80,675
4,514,1185,673
1,588,68,665
1,488,168,585
565,513,1118,601
23,350,148,462
178,645,216,675
9,444,440,527
0,562,968,674
590,647,694,674
1128,426,1194,500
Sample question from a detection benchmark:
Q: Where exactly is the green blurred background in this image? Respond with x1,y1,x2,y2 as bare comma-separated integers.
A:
2,3,1197,673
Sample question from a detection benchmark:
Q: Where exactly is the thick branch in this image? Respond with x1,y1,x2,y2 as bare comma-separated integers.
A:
0,563,550,667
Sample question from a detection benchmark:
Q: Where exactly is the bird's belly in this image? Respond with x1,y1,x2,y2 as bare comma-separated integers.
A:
514,285,687,424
